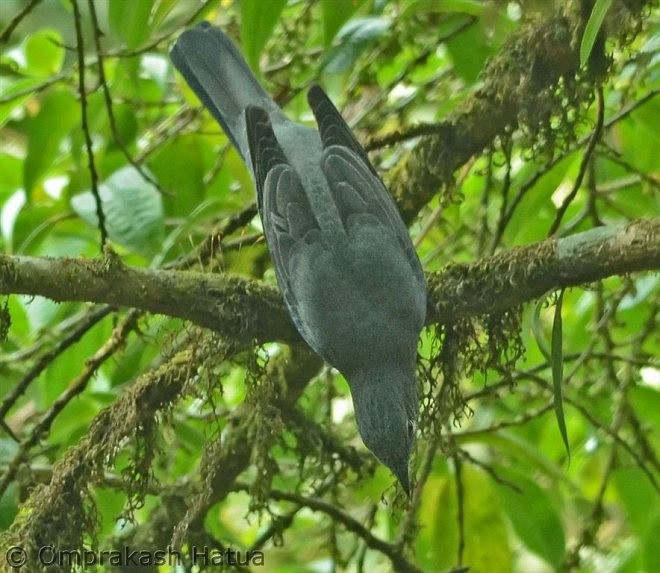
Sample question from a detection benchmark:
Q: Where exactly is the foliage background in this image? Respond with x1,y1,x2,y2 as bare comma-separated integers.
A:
0,0,658,572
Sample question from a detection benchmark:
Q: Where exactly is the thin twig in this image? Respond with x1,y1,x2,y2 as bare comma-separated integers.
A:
101,1,212,58
0,0,44,43
490,88,659,250
87,0,165,195
548,87,606,237
247,477,338,551
453,453,466,567
0,306,112,426
0,310,139,498
489,138,513,255
72,0,107,249
456,448,522,493
414,157,476,248
267,489,424,573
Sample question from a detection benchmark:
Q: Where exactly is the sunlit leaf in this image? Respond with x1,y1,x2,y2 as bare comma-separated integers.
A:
241,0,288,72
416,466,512,572
24,30,64,77
551,289,570,460
70,166,164,257
322,17,391,74
580,0,613,67
494,468,566,568
321,0,367,46
0,189,26,253
24,89,79,195
0,78,39,127
109,0,154,50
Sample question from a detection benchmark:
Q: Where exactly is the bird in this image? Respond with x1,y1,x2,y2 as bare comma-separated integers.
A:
170,21,427,495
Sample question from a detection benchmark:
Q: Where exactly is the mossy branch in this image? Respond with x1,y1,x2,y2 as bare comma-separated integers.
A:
0,245,299,345
1,219,658,341
387,0,654,222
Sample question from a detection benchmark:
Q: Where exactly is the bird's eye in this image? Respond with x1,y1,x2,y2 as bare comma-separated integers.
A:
407,419,416,438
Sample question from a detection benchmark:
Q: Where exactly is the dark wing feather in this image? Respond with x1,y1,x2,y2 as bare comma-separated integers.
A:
322,146,424,287
307,84,377,179
307,85,424,287
245,105,320,339
245,106,288,213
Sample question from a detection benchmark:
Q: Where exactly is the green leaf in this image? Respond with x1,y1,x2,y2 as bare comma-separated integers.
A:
48,395,100,443
24,296,62,333
532,294,552,362
415,474,455,570
151,0,181,27
0,480,18,529
241,0,288,72
494,468,566,568
644,513,660,572
580,0,612,68
24,89,80,195
403,0,485,18
70,166,164,257
629,384,660,429
613,467,658,537
109,0,154,50
506,155,574,245
95,487,128,537
322,17,391,74
148,134,205,216
0,154,22,195
610,105,660,201
458,431,573,485
551,289,570,461
440,0,485,14
416,466,513,572
0,78,38,128
321,0,366,46
1,187,23,252
109,103,139,146
445,22,490,83
24,29,65,77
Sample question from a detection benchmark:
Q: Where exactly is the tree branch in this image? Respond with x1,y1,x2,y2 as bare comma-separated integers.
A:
0,245,300,344
1,220,657,341
427,218,660,323
267,489,424,573
387,0,653,222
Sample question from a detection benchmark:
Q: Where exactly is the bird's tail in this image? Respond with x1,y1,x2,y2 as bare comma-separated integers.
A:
170,21,281,163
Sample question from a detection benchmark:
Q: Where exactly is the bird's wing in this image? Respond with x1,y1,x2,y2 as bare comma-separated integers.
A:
307,85,425,289
245,105,321,340
307,84,378,178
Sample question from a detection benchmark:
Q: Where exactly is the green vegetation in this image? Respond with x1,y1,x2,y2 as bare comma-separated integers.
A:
0,1,658,572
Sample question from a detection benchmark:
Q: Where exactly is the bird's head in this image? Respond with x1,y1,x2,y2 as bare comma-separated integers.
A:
349,367,418,496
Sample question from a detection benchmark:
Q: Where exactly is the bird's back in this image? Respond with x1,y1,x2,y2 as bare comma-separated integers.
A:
286,214,426,376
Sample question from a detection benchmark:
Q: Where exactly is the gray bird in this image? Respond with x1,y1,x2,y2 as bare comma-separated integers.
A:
171,21,426,495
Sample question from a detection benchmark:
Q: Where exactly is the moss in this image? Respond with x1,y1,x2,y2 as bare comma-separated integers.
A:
418,307,524,438
0,298,10,343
